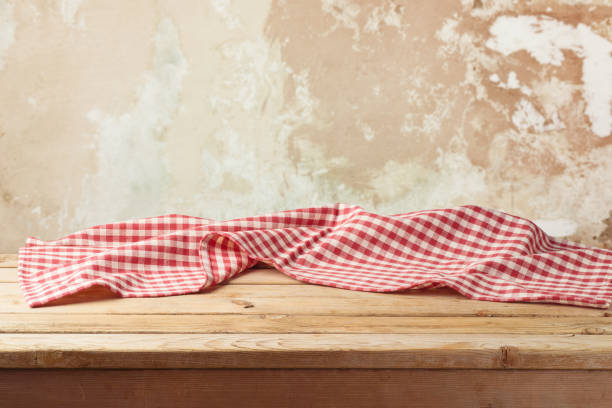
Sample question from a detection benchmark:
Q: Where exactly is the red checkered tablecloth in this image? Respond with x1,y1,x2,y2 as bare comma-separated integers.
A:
18,204,612,308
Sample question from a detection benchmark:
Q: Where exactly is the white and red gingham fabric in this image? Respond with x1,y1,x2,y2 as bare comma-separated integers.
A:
18,204,612,308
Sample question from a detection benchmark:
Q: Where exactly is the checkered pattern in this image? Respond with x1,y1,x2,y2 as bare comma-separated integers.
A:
18,204,612,308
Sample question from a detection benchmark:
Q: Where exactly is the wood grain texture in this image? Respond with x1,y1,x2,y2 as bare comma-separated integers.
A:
2,368,611,408
0,313,610,335
0,254,16,268
1,333,612,369
2,253,612,375
2,282,609,317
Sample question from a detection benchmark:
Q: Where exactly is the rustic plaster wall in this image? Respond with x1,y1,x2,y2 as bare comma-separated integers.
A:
1,0,611,251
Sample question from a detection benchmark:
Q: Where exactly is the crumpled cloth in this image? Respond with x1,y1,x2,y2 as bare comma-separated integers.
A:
18,204,612,308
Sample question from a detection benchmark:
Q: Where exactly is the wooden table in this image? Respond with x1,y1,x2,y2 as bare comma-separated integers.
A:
1,253,611,407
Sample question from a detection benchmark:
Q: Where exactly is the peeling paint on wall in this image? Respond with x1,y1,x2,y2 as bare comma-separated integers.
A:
59,0,87,28
1,0,612,251
512,98,565,133
321,0,362,43
76,17,187,226
0,0,15,71
210,0,241,30
533,218,578,237
487,15,612,137
364,1,403,33
598,211,612,247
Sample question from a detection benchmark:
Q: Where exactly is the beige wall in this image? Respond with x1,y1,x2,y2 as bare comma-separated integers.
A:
1,0,612,251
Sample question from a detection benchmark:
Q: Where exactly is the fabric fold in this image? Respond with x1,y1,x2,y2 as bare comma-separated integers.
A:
18,204,612,308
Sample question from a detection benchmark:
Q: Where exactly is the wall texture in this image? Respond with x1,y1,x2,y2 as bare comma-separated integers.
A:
1,0,611,251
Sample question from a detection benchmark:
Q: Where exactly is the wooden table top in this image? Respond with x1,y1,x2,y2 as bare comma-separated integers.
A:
1,253,611,370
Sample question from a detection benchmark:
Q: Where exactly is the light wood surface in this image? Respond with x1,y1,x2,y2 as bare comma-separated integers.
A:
1,313,610,334
2,253,611,405
2,278,609,317
1,253,611,369
0,253,16,268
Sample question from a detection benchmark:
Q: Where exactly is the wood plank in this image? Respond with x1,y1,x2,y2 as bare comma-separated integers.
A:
0,268,14,281
0,254,16,268
0,266,301,284
2,369,611,408
1,333,611,369
0,313,610,335
1,282,609,317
